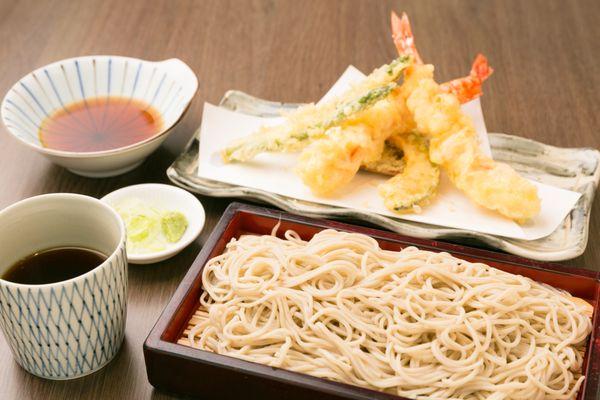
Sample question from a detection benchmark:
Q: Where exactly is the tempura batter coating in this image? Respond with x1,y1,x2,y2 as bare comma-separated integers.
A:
222,57,411,163
296,91,413,195
362,141,406,176
378,133,439,211
403,65,541,221
294,126,371,196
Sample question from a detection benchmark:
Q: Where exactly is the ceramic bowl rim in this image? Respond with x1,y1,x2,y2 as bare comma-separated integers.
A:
0,193,127,289
0,55,198,159
100,183,205,264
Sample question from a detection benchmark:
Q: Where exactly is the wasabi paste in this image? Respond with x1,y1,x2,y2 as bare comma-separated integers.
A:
114,198,188,254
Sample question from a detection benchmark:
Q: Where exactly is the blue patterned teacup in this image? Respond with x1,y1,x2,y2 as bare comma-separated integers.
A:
0,193,127,379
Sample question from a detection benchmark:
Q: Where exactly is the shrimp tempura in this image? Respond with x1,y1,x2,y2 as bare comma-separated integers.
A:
403,64,541,221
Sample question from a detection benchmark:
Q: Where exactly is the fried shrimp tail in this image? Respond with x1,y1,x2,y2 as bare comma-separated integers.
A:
391,11,423,64
441,54,494,103
392,12,493,105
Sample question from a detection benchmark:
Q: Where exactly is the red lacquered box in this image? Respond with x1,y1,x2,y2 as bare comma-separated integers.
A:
144,202,600,400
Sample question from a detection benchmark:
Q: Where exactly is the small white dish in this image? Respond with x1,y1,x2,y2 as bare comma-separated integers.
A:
1,55,198,177
101,184,205,264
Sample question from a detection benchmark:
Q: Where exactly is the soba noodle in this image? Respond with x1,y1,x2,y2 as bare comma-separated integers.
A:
187,229,592,400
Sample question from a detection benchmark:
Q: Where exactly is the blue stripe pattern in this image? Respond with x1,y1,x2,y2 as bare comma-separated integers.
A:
75,60,86,99
131,62,142,98
149,73,166,106
20,82,48,117
107,58,112,95
44,69,65,109
5,99,39,128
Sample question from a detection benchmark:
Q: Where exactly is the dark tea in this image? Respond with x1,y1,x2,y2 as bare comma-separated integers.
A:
39,96,163,152
2,247,107,285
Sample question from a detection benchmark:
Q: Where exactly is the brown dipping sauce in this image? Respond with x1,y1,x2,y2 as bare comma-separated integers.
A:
2,247,107,285
39,97,163,152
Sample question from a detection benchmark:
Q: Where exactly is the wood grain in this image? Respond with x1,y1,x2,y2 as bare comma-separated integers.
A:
0,0,598,398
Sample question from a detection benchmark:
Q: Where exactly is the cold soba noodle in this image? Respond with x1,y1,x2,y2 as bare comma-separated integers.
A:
186,229,592,399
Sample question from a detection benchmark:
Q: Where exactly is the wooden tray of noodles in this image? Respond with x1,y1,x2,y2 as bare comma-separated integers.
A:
144,202,600,400
167,90,600,262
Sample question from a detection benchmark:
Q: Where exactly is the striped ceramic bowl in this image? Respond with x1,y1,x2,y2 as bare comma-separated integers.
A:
1,56,197,177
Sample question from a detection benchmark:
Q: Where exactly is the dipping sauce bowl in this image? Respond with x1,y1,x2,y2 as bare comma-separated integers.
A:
1,56,197,177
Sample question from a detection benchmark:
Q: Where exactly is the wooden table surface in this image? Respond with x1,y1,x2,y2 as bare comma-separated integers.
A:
0,0,598,398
